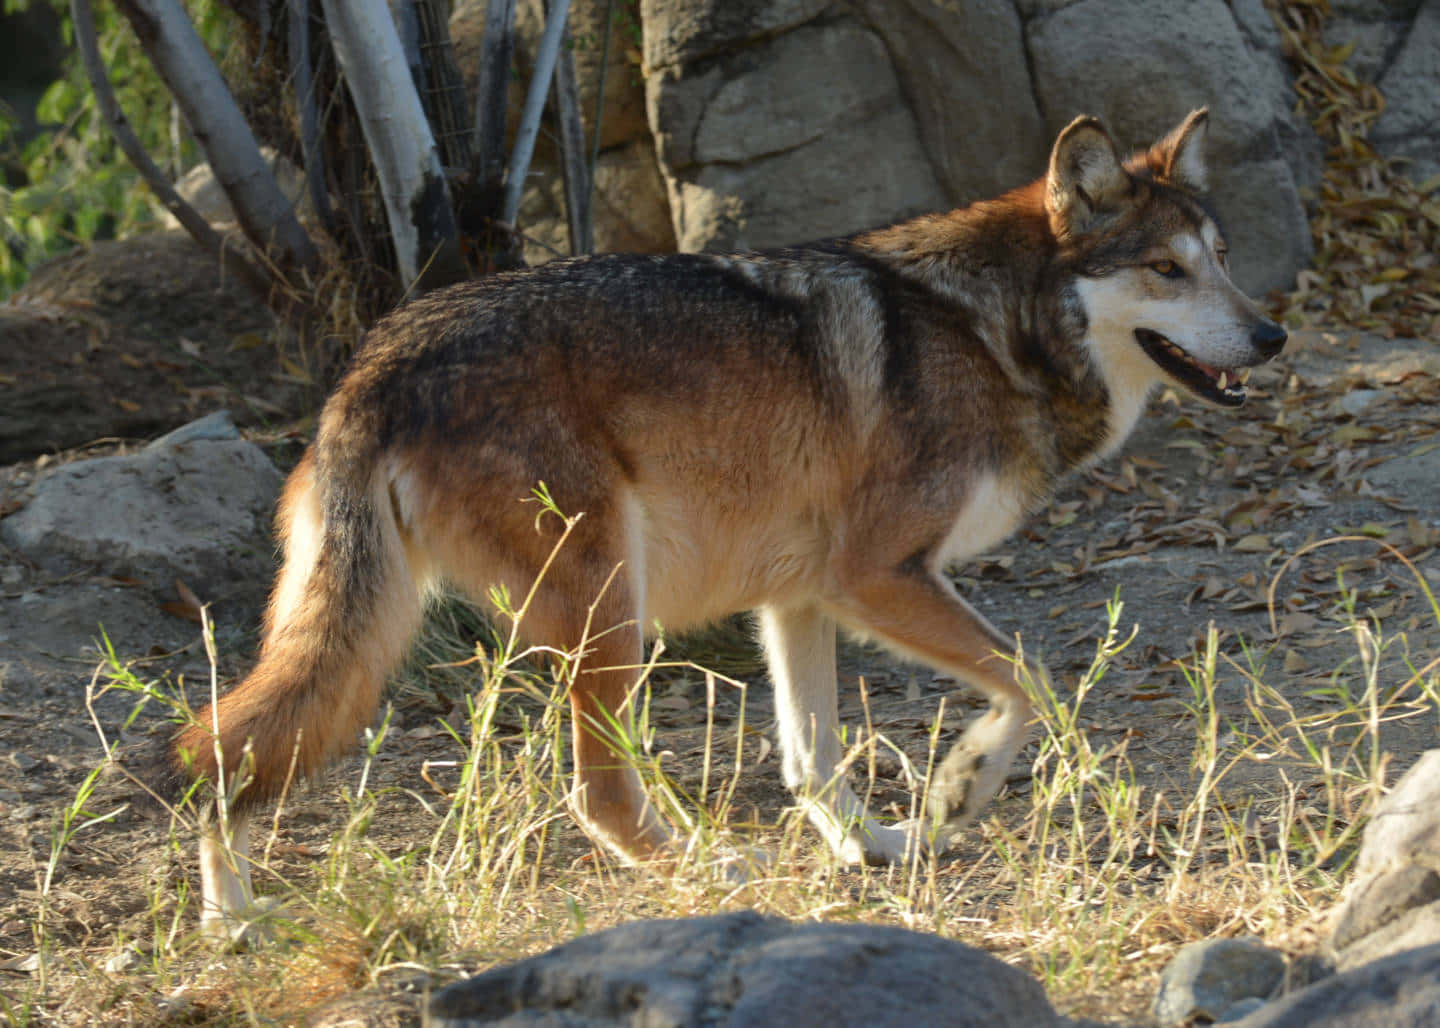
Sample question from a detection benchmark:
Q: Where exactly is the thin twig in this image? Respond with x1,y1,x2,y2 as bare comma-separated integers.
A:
502,0,573,226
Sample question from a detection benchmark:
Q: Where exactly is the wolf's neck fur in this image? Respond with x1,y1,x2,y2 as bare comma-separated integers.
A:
853,193,1120,482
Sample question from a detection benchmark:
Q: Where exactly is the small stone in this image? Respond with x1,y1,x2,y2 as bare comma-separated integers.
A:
104,946,141,973
1337,389,1383,416
1153,937,1286,1026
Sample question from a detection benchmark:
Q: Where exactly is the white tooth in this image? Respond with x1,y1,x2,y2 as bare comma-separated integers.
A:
1217,371,1229,391
1239,368,1252,384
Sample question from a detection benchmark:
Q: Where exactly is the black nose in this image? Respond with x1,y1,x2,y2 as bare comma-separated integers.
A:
1252,319,1287,359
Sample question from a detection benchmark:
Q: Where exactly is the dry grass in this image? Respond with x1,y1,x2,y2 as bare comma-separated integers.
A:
9,522,1439,1026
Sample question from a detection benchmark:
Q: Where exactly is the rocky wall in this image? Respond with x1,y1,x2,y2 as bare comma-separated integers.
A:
453,0,1440,296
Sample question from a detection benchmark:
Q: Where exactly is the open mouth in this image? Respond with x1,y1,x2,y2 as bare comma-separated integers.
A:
1134,329,1249,407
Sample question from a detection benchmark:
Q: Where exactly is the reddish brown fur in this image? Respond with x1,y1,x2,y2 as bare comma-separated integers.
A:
167,110,1285,917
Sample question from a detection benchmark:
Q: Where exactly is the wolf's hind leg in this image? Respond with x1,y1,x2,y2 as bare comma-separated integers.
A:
174,452,426,934
198,809,252,940
525,576,673,863
760,604,919,865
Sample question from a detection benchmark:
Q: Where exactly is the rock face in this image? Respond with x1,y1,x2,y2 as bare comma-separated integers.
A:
644,10,947,254
429,910,1069,1027
1025,0,1314,294
443,0,1440,295
0,412,281,606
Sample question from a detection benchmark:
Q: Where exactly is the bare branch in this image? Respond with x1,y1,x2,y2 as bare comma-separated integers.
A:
286,0,335,235
551,15,591,255
502,0,572,227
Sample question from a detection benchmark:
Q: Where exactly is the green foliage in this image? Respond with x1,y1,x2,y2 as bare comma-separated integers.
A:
0,0,230,296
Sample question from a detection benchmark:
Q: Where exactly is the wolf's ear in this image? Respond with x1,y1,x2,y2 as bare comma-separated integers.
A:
1148,108,1209,193
1046,116,1131,240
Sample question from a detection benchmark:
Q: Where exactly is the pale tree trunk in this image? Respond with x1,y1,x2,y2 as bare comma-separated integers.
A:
71,0,276,302
114,0,318,276
320,0,466,290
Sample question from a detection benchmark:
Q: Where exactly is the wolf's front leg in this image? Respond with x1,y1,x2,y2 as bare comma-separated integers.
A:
823,565,1034,843
759,604,922,865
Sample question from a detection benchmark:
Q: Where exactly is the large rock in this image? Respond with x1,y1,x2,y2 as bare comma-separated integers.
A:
430,911,1069,1027
645,16,946,253
1371,0,1440,182
1327,750,1440,972
1225,942,1440,1027
1025,0,1313,295
1228,0,1327,192
853,0,1049,204
0,412,282,605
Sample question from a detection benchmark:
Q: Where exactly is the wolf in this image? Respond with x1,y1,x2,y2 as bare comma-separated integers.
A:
163,108,1286,935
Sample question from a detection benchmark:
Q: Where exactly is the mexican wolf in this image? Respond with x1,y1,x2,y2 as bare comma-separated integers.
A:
163,108,1287,935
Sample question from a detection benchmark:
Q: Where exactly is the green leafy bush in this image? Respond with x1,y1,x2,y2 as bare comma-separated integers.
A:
0,0,229,295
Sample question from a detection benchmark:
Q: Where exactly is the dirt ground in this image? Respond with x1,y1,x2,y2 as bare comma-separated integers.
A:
1,238,1439,1022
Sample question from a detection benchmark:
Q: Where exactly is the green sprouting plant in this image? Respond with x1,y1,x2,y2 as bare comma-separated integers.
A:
0,0,233,294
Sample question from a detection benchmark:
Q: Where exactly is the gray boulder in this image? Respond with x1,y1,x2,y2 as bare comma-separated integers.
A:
429,910,1068,1027
1226,942,1440,1027
1152,937,1287,1026
1372,0,1440,182
1327,750,1440,972
0,411,281,605
645,15,946,254
1025,0,1313,294
1211,751,1440,1025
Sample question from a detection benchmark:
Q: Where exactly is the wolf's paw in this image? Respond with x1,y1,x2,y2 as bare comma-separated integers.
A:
838,818,930,867
200,895,285,949
929,743,986,826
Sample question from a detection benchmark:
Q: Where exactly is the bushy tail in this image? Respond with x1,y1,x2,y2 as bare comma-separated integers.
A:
170,445,422,810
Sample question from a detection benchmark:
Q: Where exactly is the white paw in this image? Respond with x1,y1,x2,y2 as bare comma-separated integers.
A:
839,818,928,866
200,895,284,949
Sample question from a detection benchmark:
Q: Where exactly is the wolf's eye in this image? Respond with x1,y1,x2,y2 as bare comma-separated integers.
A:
1215,247,1228,267
1150,259,1183,278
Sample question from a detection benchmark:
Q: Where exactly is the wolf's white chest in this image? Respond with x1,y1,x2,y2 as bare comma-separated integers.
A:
932,472,1030,571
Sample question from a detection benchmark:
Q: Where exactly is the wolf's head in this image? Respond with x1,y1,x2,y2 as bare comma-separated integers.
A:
1047,109,1287,409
